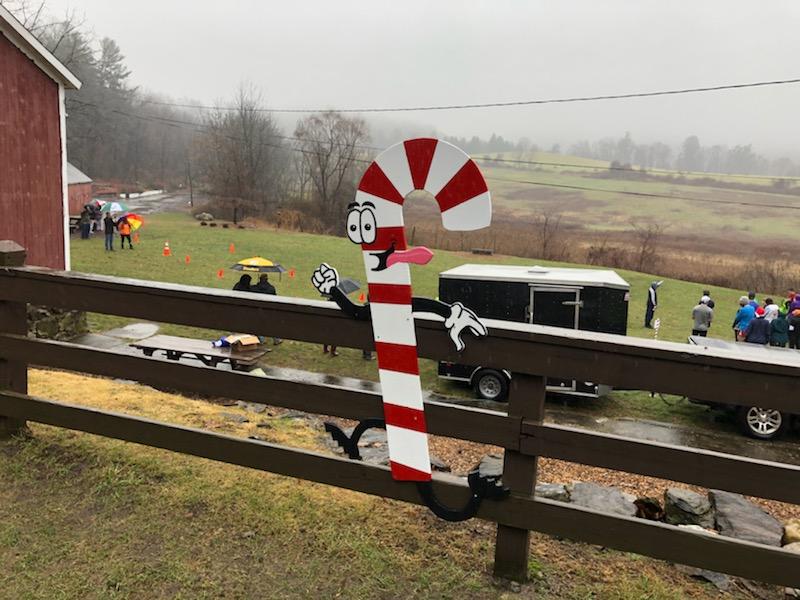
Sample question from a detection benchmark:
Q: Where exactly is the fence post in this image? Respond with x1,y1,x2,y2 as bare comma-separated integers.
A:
0,241,28,439
493,373,546,581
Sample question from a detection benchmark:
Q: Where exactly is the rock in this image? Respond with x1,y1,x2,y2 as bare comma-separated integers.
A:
256,422,273,429
358,428,387,446
248,435,264,441
677,524,718,535
509,581,521,593
784,542,800,553
236,401,267,414
675,565,732,592
359,446,390,466
475,454,504,479
569,482,637,517
194,212,214,221
665,487,715,528
785,518,800,545
710,490,783,546
280,410,308,420
241,530,255,539
535,483,569,502
635,497,665,521
219,412,249,424
430,455,450,473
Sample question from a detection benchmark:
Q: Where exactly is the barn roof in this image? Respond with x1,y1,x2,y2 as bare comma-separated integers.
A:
0,4,81,90
66,162,92,185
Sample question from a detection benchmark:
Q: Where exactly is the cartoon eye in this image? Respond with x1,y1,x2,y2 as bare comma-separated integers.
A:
346,209,363,244
360,209,377,244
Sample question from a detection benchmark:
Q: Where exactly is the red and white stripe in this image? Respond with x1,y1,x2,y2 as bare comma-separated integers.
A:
357,138,491,481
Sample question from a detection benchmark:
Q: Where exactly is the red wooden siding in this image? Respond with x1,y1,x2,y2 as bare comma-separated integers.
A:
0,31,65,270
68,183,91,215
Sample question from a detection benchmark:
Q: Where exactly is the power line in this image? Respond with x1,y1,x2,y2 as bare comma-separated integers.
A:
138,76,800,113
67,98,800,211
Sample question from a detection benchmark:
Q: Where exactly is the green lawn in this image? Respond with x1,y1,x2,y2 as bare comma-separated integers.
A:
68,212,772,428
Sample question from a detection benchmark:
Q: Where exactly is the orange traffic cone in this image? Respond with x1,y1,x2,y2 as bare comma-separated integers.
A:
358,292,366,303
185,255,191,265
216,269,224,279
133,232,140,243
163,242,171,257
229,243,235,254
288,268,296,279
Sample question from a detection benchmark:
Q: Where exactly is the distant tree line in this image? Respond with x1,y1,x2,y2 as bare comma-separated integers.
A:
569,132,800,177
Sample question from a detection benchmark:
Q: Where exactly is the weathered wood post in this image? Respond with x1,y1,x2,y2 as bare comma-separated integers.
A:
493,373,546,581
0,241,28,439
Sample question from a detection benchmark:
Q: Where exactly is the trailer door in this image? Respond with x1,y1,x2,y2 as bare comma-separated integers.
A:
529,286,582,393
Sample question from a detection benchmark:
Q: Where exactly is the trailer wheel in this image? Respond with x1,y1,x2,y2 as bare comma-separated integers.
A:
736,406,788,440
473,369,509,402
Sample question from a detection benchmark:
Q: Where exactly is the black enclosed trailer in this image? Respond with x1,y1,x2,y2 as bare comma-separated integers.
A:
438,264,630,400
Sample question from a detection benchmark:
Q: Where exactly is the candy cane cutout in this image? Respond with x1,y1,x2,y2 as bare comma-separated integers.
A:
354,138,491,481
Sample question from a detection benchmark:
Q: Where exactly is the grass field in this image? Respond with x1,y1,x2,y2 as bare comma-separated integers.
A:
0,370,738,599
71,213,755,344
479,163,800,239
67,211,774,428
2,213,777,597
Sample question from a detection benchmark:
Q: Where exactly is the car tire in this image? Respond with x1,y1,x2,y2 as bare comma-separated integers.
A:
473,369,509,402
736,406,789,440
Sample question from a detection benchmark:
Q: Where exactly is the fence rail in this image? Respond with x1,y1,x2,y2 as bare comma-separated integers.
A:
1,252,800,587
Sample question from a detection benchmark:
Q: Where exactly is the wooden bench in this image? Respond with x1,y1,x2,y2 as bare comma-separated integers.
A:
130,335,269,371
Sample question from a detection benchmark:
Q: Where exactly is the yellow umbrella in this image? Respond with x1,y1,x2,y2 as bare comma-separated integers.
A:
231,257,287,274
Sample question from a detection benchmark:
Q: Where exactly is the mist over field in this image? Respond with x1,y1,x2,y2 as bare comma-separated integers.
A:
41,0,800,159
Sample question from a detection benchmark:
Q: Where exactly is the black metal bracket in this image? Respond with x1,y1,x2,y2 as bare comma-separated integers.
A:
416,470,508,522
324,418,386,460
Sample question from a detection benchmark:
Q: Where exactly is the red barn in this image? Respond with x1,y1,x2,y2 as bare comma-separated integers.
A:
67,162,93,215
0,5,81,270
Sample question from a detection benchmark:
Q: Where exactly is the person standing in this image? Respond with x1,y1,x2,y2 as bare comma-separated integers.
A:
645,281,662,328
763,297,780,322
743,307,771,345
251,274,282,345
770,312,790,347
691,298,713,337
701,289,715,309
732,296,755,341
784,289,797,314
118,218,133,249
103,214,116,252
789,309,800,350
79,208,91,240
747,291,759,309
233,274,252,291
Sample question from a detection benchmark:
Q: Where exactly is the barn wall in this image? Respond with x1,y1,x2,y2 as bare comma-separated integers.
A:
68,183,92,214
0,32,65,269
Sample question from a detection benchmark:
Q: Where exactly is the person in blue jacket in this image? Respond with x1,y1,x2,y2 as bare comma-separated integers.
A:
732,296,756,341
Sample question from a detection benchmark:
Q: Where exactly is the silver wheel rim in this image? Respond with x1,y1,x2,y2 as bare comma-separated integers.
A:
478,374,502,399
746,407,782,436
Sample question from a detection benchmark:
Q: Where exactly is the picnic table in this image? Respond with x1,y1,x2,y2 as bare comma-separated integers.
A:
131,335,269,371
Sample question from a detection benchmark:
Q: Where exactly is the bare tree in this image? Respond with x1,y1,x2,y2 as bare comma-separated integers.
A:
196,85,289,222
293,111,370,226
533,210,569,260
630,220,667,273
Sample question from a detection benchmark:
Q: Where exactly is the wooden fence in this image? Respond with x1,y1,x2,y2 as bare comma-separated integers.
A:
1,242,799,587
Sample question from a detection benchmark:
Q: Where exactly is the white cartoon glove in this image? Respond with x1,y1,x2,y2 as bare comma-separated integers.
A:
444,302,488,352
311,263,340,295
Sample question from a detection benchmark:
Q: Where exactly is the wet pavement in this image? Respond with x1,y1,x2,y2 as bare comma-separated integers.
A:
71,323,800,467
120,191,197,215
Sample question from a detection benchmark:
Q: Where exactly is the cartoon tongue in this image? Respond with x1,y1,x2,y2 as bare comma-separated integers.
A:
387,246,434,268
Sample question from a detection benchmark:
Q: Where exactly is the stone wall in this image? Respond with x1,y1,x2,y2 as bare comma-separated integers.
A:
27,306,88,340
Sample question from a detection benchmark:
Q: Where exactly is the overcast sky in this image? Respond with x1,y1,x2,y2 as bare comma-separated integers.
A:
44,0,800,157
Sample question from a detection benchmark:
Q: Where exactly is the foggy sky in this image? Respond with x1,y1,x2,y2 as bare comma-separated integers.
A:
45,0,800,157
